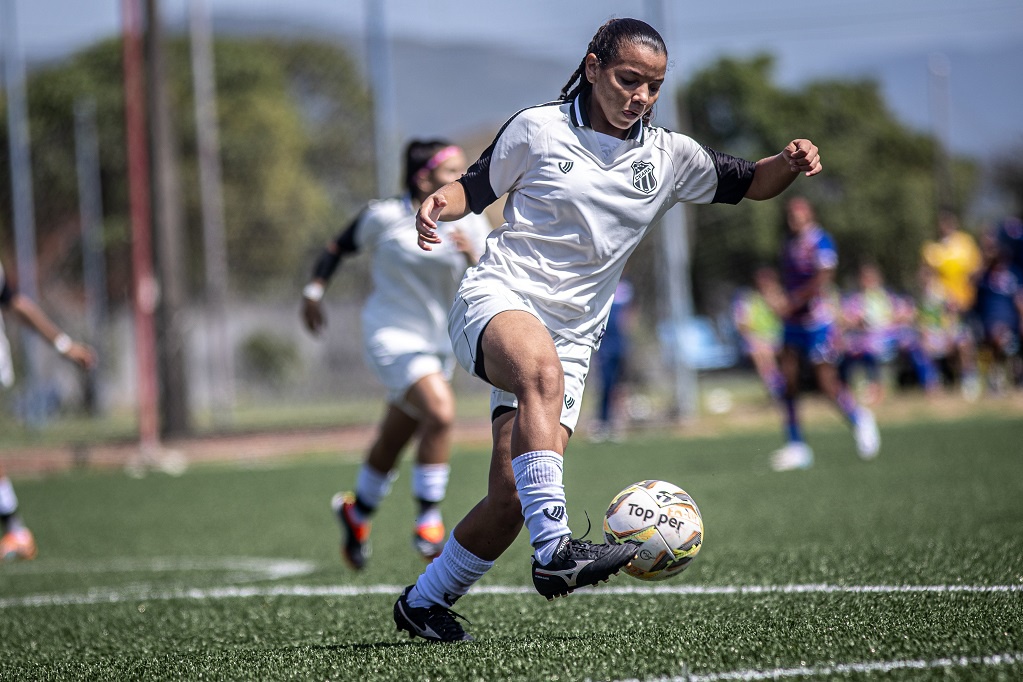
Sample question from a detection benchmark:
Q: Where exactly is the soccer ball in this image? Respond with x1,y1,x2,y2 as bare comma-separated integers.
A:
603,480,703,581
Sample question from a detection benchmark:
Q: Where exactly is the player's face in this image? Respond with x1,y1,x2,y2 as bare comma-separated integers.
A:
427,150,467,190
586,42,666,138
786,200,814,233
416,149,467,197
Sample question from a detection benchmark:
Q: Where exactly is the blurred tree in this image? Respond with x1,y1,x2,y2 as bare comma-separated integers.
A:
678,54,978,311
992,142,1023,215
0,35,375,301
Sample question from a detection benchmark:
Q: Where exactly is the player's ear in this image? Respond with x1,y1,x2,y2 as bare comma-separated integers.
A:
584,53,600,84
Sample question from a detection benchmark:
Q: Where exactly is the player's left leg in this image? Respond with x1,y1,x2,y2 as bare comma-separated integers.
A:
0,470,36,561
394,410,521,642
814,360,880,459
404,372,457,560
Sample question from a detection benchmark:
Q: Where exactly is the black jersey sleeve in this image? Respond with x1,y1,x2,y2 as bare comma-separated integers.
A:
311,209,364,281
0,276,13,308
458,140,499,215
704,146,757,205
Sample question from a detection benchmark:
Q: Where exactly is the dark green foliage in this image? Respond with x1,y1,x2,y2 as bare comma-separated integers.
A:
0,35,374,297
682,54,979,304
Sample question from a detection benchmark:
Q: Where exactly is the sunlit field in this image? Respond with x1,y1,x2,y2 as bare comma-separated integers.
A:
1,412,1021,681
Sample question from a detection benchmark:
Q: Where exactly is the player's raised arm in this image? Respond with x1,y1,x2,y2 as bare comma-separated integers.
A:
415,181,470,251
745,139,822,201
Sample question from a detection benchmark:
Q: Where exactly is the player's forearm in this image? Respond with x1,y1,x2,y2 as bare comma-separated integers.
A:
435,181,471,222
745,154,800,201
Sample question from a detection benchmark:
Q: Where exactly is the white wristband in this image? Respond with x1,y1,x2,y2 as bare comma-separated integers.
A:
302,282,325,302
53,333,73,355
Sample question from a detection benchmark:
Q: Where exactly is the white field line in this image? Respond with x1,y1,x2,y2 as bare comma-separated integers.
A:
617,652,1023,682
1,581,1021,609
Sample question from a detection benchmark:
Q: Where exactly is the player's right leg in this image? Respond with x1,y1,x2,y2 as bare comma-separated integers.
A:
333,404,418,570
404,372,457,561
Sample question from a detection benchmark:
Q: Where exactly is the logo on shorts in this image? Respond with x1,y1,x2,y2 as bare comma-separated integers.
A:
558,161,574,174
564,394,576,410
631,160,656,194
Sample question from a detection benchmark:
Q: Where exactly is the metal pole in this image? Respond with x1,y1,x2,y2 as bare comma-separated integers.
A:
121,0,161,455
146,0,191,438
189,0,234,424
1,0,45,425
645,0,698,419
74,97,108,416
364,0,399,196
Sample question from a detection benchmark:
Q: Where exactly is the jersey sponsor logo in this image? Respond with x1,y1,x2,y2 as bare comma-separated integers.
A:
564,394,576,410
558,161,574,174
543,505,566,522
631,160,657,194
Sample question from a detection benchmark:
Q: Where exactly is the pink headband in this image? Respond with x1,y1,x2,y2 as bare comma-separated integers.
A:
423,145,460,171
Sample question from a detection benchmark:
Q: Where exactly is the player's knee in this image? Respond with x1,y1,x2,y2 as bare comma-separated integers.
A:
519,358,565,404
419,398,456,433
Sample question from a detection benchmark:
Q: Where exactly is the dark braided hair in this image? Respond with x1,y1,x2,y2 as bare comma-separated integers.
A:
559,18,667,103
403,139,455,199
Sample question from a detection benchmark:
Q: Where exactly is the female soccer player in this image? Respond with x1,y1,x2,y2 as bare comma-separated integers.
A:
0,260,96,561
392,18,822,641
301,140,490,569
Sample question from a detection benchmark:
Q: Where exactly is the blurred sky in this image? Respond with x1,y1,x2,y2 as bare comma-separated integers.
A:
8,0,1023,158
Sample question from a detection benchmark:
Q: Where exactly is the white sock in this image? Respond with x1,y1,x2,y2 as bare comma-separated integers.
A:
412,463,449,504
407,534,494,608
352,464,398,523
511,450,569,565
0,476,17,516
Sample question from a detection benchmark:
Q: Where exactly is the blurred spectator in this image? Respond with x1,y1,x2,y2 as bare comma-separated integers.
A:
995,215,1023,273
731,266,785,400
916,264,980,400
971,230,1023,392
589,278,636,442
839,263,938,402
921,209,982,314
1,259,97,562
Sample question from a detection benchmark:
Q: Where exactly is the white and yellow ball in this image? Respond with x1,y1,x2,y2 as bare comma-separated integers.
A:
603,480,703,581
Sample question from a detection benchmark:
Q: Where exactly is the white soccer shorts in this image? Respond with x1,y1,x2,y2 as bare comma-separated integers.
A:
363,343,455,411
448,281,592,433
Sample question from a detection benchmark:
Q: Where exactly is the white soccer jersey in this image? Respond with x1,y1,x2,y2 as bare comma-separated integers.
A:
356,194,490,357
458,93,756,347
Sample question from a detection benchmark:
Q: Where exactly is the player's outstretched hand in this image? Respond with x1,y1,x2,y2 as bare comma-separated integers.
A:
783,139,822,177
66,342,97,370
416,193,446,251
302,298,325,335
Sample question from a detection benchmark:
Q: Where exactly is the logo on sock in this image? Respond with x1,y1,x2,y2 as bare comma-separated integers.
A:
543,505,566,522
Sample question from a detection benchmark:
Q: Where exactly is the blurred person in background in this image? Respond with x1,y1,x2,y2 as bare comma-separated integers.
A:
732,265,785,401
921,209,982,399
769,197,879,472
971,230,1023,392
300,140,490,570
397,17,823,642
916,263,977,395
995,215,1023,274
0,260,97,561
840,263,938,401
588,276,636,442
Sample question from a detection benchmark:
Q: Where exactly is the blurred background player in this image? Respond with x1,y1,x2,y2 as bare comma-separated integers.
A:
0,260,97,561
769,197,879,471
589,277,636,442
971,229,1023,392
732,265,785,401
301,140,490,569
399,17,823,642
922,209,982,399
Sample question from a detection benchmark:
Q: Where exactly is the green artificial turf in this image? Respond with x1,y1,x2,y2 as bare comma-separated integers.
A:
1,415,1021,680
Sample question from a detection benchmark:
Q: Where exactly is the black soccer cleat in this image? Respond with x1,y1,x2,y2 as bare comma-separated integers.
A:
531,535,636,600
393,585,473,642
